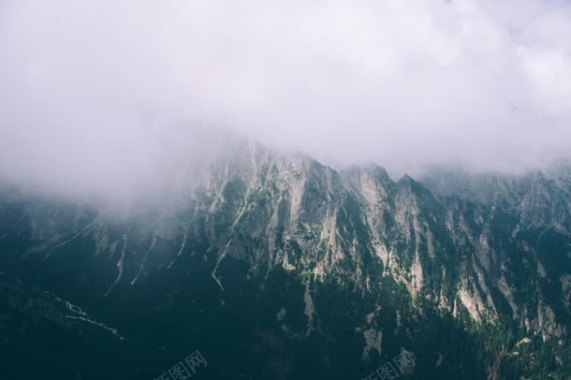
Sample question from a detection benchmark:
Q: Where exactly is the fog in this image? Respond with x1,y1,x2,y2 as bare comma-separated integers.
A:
1,0,570,203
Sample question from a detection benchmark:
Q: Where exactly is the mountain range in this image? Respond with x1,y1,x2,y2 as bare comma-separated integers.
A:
1,142,570,379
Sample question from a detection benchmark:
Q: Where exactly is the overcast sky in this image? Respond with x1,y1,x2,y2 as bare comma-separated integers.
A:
1,0,570,200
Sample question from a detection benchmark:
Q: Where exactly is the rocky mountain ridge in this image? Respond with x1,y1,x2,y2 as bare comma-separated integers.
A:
1,143,570,379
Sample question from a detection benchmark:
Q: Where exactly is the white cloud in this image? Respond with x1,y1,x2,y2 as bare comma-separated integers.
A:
1,0,570,199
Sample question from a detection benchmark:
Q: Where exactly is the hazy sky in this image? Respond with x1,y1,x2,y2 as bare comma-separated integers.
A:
1,0,570,200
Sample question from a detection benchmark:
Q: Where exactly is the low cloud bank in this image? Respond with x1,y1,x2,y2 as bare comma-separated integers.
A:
1,0,570,202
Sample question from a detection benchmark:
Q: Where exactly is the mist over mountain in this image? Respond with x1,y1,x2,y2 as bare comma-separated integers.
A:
2,0,571,205
1,1,571,379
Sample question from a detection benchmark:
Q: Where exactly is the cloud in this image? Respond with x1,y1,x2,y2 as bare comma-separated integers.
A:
1,0,570,200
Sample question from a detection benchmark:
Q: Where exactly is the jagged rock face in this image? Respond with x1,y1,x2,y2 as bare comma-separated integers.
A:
1,146,571,379
197,149,571,338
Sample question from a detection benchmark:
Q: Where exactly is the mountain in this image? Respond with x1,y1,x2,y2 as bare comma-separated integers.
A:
1,143,570,379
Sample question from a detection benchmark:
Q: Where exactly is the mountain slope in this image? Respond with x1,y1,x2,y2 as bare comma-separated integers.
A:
1,145,570,379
